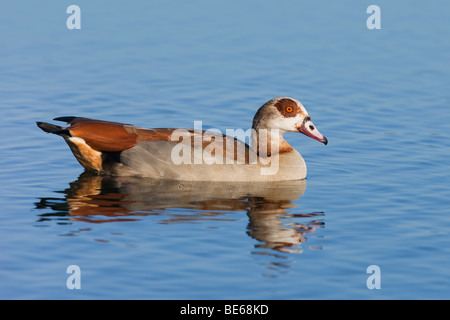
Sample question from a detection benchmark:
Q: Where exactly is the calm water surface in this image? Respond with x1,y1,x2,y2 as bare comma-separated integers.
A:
1,1,449,299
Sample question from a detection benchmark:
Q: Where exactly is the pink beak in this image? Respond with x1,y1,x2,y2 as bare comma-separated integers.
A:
298,117,328,145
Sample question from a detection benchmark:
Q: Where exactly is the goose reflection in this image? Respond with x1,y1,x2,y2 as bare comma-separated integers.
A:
35,172,324,254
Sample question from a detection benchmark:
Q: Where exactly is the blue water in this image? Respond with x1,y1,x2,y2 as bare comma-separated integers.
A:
1,0,449,299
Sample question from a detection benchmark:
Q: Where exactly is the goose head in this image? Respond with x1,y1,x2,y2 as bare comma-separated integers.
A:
252,97,328,145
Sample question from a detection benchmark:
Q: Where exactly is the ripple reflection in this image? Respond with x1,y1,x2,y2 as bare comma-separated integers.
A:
35,172,324,257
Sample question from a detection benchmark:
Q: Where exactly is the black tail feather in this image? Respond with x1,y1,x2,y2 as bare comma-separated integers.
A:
36,121,71,136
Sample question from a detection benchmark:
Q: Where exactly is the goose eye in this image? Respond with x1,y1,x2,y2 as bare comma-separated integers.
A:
286,106,293,113
309,125,315,130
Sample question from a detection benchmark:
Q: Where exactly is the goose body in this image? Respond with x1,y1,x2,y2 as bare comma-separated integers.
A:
37,97,327,181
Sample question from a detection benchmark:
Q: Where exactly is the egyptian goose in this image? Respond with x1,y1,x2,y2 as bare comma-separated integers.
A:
36,97,327,181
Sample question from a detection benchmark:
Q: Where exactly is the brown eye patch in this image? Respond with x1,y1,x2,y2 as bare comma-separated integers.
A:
275,98,299,118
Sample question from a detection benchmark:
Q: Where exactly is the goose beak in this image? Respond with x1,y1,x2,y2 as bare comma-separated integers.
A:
298,117,328,145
